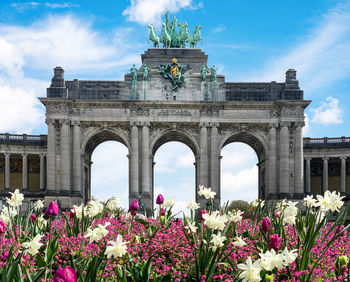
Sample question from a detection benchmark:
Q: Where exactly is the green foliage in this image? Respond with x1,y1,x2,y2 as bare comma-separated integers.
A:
227,200,254,217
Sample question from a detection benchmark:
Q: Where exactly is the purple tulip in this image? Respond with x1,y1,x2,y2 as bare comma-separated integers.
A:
53,266,77,282
0,220,6,235
45,201,59,217
69,208,75,219
160,207,166,216
262,217,271,232
129,200,139,215
156,194,164,205
200,210,208,221
269,234,281,251
29,214,36,223
0,251,8,262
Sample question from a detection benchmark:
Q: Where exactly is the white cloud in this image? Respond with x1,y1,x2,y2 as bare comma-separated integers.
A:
10,2,39,13
123,0,192,26
45,3,80,9
243,2,350,93
221,143,258,173
175,152,194,168
310,96,343,125
212,24,225,34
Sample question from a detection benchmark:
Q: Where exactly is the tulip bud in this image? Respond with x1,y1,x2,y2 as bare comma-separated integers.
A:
45,201,59,217
0,220,6,235
29,214,36,224
269,234,281,251
156,194,164,205
53,266,77,282
200,210,208,221
69,208,75,219
129,200,139,213
105,212,110,218
160,207,166,216
262,217,271,232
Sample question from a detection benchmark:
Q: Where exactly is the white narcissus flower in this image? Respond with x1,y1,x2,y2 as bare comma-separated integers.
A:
238,257,262,282
232,236,246,247
106,197,120,211
86,200,104,217
73,204,85,219
303,195,317,208
6,189,24,207
0,207,17,224
37,214,47,227
228,210,244,222
316,190,344,212
105,234,128,258
22,234,43,256
33,200,44,211
202,211,228,231
210,232,226,250
282,248,298,265
187,200,200,210
84,222,110,244
259,249,285,271
185,222,198,233
163,198,175,209
282,201,298,225
251,199,265,208
198,185,216,200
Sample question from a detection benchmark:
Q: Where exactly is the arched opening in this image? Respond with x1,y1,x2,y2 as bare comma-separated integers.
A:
82,129,130,207
153,141,196,215
91,141,129,209
220,143,259,205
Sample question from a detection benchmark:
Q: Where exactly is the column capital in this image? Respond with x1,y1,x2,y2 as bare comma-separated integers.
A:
21,153,28,157
142,121,150,127
322,156,329,161
305,157,312,161
130,121,138,127
71,120,81,127
209,122,220,128
269,122,278,129
199,122,209,127
59,119,70,126
340,156,347,160
295,121,305,127
45,118,55,125
4,152,11,157
280,121,291,127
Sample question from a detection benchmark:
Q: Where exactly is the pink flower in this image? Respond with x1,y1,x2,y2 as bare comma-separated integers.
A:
69,208,75,219
105,212,110,218
156,194,164,205
53,266,77,282
130,200,139,214
29,214,36,223
160,208,166,216
200,210,208,221
0,251,8,262
269,234,281,251
0,220,6,235
45,201,59,217
262,217,271,232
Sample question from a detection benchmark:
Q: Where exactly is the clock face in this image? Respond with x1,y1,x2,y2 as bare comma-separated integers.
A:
170,65,179,76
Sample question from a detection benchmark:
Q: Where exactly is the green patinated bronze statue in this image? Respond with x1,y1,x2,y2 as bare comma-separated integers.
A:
130,64,138,81
160,23,171,48
148,24,159,47
211,65,217,83
189,25,202,48
200,65,207,81
143,64,150,81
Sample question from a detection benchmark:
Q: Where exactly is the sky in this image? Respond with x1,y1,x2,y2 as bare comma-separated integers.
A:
0,0,349,213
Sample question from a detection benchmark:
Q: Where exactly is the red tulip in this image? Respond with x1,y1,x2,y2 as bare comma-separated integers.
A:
69,208,75,219
262,217,271,232
269,234,281,251
156,194,164,205
53,266,77,282
29,214,36,223
45,201,59,217
0,220,5,235
200,210,208,221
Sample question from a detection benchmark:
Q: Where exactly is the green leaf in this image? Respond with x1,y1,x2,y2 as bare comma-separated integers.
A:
36,253,46,268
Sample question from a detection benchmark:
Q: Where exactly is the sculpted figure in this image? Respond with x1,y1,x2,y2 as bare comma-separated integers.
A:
160,23,171,48
138,196,146,216
178,22,190,48
189,25,203,47
210,65,217,83
200,65,207,81
169,16,179,47
130,64,138,81
143,64,150,81
148,24,160,47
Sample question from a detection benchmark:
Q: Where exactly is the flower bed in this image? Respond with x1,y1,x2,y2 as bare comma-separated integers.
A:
0,188,349,281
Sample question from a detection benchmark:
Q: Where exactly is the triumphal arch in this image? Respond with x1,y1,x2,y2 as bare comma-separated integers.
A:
36,16,309,213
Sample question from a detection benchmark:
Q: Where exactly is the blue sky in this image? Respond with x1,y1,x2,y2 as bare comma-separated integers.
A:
0,0,349,212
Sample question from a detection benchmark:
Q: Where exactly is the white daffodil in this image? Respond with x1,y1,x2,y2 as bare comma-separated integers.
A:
227,210,244,222
202,211,228,231
37,214,47,228
163,198,175,209
106,197,120,211
303,195,317,208
232,236,246,247
105,234,128,258
185,222,198,233
259,249,285,271
6,189,24,207
282,201,298,225
73,204,85,219
316,190,344,212
198,185,216,200
282,248,298,265
210,232,226,250
238,257,262,282
22,234,43,256
187,200,200,210
0,206,17,224
84,222,110,244
251,199,265,208
33,200,44,211
86,200,104,217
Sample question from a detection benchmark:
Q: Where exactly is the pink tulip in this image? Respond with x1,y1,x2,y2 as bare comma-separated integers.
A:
269,234,281,251
160,208,166,216
69,208,75,219
0,220,5,235
156,194,164,205
0,251,8,262
105,212,110,218
29,214,36,223
262,217,271,232
45,201,59,217
53,266,77,282
129,200,139,215
200,210,208,221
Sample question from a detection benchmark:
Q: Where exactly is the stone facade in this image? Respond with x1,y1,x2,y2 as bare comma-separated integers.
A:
0,48,348,213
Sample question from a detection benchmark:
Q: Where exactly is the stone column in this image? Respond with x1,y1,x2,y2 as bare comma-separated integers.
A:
4,153,10,189
46,119,56,191
142,122,151,213
341,157,347,194
72,121,82,194
294,123,304,197
305,157,311,194
268,123,277,196
199,123,208,187
40,154,45,190
322,157,329,192
279,122,290,195
210,123,219,196
130,122,139,199
22,153,28,190
60,119,71,192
